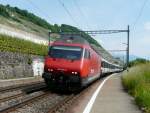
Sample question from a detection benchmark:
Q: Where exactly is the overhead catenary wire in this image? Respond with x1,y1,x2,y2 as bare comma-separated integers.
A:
57,0,80,28
132,0,148,28
27,0,55,24
73,0,91,30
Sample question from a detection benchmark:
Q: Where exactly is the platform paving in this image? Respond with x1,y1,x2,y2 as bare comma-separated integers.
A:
90,74,142,113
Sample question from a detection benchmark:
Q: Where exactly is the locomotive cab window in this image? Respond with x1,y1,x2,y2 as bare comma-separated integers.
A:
49,46,83,60
84,49,90,59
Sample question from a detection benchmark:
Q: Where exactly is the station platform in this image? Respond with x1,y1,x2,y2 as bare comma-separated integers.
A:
88,74,141,113
66,73,142,113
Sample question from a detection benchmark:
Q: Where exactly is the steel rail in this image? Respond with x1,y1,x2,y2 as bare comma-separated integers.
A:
0,81,45,93
47,78,105,113
48,94,75,113
0,91,50,113
0,92,25,103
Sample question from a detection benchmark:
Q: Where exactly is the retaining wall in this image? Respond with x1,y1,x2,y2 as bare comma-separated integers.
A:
0,51,43,79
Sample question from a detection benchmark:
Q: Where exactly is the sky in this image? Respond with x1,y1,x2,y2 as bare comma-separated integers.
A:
0,0,150,60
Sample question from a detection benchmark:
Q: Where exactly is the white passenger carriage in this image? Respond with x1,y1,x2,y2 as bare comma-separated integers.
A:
101,58,122,74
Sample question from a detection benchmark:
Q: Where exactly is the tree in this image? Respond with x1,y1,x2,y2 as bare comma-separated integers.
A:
129,58,149,67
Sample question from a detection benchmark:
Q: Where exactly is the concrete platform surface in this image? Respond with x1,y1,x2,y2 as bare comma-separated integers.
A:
90,74,141,113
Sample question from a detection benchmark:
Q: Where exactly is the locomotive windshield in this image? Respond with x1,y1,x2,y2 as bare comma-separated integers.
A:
49,46,82,60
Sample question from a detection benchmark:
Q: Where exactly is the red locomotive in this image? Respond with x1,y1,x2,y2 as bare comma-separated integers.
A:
42,35,122,91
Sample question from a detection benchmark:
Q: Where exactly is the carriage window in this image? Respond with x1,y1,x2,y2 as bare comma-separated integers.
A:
102,61,107,68
102,61,104,67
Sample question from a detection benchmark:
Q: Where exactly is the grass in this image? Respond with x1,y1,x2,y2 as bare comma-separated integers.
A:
0,34,48,56
122,63,150,113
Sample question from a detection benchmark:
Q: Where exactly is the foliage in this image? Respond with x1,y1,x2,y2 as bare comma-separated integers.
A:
0,4,10,17
0,4,113,61
60,24,101,47
0,4,58,31
13,6,54,30
27,57,32,65
0,34,48,56
0,4,103,47
129,58,149,67
122,63,150,113
0,4,101,47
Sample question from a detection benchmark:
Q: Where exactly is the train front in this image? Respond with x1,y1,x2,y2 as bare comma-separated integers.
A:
42,43,85,90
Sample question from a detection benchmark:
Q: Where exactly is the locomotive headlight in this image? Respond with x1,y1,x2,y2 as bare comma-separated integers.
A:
72,71,78,75
74,72,78,74
48,68,53,72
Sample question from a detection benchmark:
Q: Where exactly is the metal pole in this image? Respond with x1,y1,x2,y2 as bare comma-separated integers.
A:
127,25,130,68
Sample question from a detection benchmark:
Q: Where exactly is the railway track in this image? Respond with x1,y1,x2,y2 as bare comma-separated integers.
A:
0,77,105,113
47,79,103,113
0,92,25,103
0,81,48,113
0,81,47,103
47,94,75,113
0,91,51,113
0,81,45,93
0,90,74,113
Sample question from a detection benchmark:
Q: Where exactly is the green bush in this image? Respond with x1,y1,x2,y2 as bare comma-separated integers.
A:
129,58,149,67
122,63,150,113
0,34,48,56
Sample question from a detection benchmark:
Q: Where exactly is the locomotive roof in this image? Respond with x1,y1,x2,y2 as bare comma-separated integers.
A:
53,34,89,45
